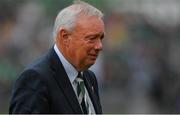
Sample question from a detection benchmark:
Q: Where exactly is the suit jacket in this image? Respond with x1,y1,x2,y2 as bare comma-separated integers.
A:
9,47,102,114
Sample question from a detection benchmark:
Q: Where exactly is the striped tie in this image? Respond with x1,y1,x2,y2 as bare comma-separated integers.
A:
76,72,89,114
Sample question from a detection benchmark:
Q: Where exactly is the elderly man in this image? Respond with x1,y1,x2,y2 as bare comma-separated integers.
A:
9,0,105,114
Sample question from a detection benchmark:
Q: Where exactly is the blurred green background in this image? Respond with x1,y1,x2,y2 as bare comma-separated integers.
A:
1,0,180,113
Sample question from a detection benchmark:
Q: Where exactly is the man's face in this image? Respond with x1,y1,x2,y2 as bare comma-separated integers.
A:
67,16,105,71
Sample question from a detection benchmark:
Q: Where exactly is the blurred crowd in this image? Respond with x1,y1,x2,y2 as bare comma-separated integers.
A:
1,0,180,113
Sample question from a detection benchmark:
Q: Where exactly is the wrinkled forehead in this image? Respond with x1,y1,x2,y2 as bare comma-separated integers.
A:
75,16,105,34
77,15,104,26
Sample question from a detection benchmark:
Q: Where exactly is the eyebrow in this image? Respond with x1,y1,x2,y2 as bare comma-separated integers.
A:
85,33,104,39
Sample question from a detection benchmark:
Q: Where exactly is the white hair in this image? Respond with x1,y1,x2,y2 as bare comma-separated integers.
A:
53,0,104,40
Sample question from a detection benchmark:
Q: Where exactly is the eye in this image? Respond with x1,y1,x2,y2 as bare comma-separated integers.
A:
89,36,96,40
85,34,104,43
85,35,97,42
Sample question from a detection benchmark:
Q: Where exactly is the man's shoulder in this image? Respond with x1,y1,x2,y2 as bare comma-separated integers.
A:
25,47,55,74
17,49,54,82
28,54,49,70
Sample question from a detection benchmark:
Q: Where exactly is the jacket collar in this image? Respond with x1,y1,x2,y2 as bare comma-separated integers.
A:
48,47,82,113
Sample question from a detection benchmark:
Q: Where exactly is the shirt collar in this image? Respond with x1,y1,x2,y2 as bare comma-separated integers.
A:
54,44,78,84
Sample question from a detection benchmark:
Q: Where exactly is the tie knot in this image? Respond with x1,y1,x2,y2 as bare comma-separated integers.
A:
75,72,83,83
77,72,83,79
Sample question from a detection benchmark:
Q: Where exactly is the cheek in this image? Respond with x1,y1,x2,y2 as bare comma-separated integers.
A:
86,44,95,53
80,44,92,54
70,44,85,58
75,46,89,61
71,41,93,59
78,47,87,57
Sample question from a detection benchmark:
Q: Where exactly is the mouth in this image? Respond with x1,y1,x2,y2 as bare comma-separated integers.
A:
89,54,98,60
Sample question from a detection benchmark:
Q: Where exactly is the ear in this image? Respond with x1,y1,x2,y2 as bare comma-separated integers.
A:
58,28,70,46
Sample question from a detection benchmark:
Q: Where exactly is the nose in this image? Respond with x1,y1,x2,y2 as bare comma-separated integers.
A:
94,39,103,51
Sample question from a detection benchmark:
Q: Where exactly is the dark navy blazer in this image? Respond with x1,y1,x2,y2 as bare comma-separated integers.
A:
9,47,102,114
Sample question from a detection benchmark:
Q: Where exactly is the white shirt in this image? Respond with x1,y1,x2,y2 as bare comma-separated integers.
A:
54,44,95,114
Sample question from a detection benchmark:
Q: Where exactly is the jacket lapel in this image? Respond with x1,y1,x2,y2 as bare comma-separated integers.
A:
83,71,101,113
48,48,82,113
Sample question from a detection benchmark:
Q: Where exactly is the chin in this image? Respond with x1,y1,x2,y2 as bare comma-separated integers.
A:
80,60,96,70
88,61,96,67
90,58,97,63
83,63,94,70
